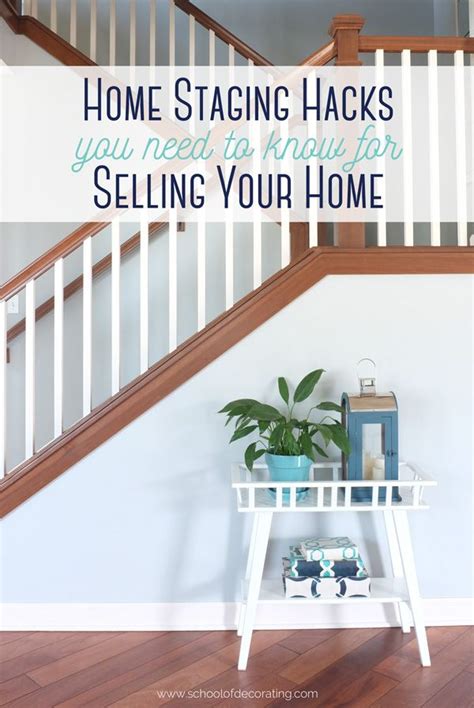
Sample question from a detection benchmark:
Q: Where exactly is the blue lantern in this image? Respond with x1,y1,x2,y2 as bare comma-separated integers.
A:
341,360,401,502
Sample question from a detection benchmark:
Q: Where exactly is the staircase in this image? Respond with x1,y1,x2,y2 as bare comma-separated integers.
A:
0,0,473,516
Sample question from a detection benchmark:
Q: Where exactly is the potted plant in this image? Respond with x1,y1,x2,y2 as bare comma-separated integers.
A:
220,369,350,495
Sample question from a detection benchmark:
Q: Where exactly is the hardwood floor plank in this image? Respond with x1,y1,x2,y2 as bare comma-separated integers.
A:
214,673,298,707
165,643,299,707
0,632,121,683
278,628,383,684
27,631,165,687
396,625,469,662
374,626,470,682
278,628,340,655
1,633,77,663
423,670,474,708
373,653,420,682
0,633,34,647
271,626,415,707
54,632,235,708
0,674,40,705
320,670,397,707
372,629,473,707
110,631,297,707
12,633,207,708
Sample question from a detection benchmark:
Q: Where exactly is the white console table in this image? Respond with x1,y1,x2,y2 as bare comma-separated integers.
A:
232,461,436,671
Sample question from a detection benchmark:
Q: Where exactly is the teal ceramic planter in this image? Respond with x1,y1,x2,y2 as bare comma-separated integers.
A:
265,453,312,501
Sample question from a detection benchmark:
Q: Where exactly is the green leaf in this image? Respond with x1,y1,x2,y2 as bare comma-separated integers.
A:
315,423,332,445
230,425,257,443
218,399,260,415
258,419,271,434
248,402,283,422
300,432,316,461
316,401,344,413
269,422,285,450
313,442,329,459
293,369,325,403
278,377,289,404
327,424,351,456
244,443,257,471
244,443,265,471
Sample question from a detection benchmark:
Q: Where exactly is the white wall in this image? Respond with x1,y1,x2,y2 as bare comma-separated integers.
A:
1,274,472,604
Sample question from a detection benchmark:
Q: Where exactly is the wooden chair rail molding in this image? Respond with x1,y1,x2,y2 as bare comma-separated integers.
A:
1,247,472,517
5,221,185,346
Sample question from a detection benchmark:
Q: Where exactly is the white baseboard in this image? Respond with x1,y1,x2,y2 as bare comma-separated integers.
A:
1,598,473,631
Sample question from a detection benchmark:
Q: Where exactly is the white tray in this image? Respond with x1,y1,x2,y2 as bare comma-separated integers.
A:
232,461,436,512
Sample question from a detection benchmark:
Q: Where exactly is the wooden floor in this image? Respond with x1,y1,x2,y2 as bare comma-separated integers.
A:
0,627,472,707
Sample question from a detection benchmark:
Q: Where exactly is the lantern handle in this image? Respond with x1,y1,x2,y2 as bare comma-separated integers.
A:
356,358,376,378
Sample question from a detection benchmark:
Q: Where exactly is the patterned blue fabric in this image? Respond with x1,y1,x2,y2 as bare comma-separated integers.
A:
300,536,359,561
283,545,367,578
283,573,371,599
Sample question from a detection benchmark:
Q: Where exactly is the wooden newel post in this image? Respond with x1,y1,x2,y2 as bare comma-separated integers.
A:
329,15,366,248
329,14,365,66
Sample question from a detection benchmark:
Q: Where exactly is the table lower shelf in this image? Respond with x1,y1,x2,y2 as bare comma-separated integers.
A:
242,578,409,605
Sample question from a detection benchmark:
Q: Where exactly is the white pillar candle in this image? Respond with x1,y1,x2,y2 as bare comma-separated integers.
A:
372,465,385,481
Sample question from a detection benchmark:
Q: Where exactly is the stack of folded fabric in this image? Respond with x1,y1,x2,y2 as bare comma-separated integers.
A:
282,536,371,599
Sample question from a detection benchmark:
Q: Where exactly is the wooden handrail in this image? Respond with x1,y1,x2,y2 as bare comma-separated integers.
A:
174,0,271,66
5,221,185,345
298,40,337,66
0,222,106,300
359,35,474,53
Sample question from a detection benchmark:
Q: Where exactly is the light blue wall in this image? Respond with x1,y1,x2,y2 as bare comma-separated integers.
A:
1,274,472,602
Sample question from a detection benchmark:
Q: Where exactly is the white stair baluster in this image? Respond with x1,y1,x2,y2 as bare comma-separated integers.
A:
454,50,467,246
375,49,387,247
50,0,57,32
70,0,77,48
197,212,206,331
25,280,35,460
209,29,216,64
111,219,121,395
140,216,149,374
168,209,177,351
249,59,262,288
280,114,290,265
90,0,97,62
169,0,175,65
149,0,156,67
188,14,195,66
83,237,92,416
0,300,6,478
109,0,116,66
53,259,64,438
428,50,441,246
225,47,235,310
308,68,318,247
401,50,414,246
129,0,136,66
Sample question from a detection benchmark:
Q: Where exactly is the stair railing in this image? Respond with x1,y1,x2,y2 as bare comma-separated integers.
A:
0,3,473,481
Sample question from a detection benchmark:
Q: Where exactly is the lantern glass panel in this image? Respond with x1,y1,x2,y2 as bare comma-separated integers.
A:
362,423,384,480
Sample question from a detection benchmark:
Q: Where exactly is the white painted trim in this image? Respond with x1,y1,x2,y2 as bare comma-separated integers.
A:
1,598,472,632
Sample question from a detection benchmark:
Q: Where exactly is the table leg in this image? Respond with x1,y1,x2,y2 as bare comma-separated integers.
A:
237,511,273,670
237,513,260,637
383,510,412,633
393,510,431,666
